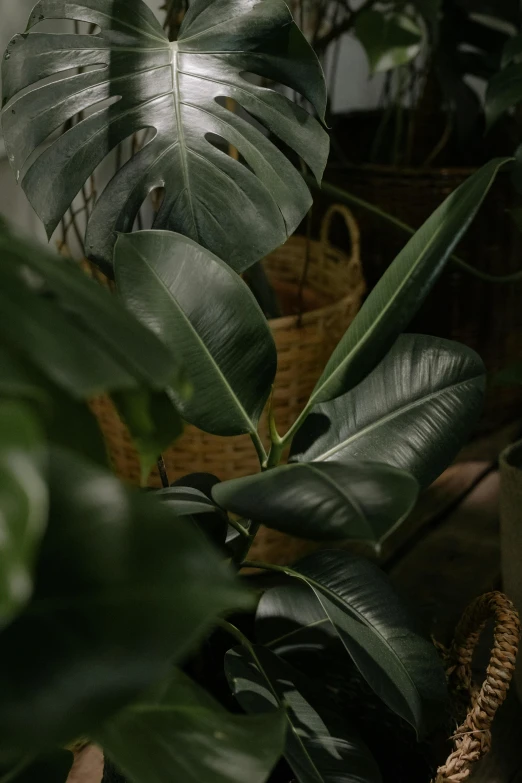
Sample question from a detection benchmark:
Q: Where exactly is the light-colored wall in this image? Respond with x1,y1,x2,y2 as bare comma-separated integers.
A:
0,0,379,239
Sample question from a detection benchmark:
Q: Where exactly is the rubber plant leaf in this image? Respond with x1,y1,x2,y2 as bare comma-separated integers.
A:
1,0,329,271
115,231,276,436
275,550,449,736
291,334,486,489
213,461,418,546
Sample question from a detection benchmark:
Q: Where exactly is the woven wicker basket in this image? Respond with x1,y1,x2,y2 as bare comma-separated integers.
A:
92,205,365,510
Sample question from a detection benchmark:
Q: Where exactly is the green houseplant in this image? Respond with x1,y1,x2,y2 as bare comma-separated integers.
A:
313,0,522,435
0,1,518,781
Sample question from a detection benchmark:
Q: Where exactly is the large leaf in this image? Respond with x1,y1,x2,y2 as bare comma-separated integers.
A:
1,0,328,270
307,159,509,406
225,645,381,783
0,448,251,752
0,228,183,398
98,668,286,783
0,401,47,628
291,335,485,489
213,462,418,545
355,10,423,73
271,551,448,736
115,232,277,435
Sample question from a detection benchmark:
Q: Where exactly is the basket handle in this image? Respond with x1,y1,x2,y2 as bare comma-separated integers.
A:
319,203,361,269
434,591,521,783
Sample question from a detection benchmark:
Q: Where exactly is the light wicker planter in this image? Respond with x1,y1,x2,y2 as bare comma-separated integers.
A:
92,205,366,563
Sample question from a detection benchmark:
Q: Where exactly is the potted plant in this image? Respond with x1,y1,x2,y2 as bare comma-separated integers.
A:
1,1,519,780
309,0,522,434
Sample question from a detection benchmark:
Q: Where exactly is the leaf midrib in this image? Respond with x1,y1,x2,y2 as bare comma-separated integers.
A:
315,374,481,462
126,241,257,434
170,44,197,238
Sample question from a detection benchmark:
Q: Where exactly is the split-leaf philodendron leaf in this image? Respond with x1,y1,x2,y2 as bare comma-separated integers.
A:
1,0,329,271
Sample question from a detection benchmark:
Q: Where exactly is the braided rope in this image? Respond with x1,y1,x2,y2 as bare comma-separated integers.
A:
434,592,521,783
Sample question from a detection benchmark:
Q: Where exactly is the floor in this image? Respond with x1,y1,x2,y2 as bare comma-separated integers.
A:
69,425,522,783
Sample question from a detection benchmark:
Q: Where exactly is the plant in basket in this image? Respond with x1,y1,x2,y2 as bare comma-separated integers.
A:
1,1,521,782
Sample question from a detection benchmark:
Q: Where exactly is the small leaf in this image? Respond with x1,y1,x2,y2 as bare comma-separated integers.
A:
307,159,510,405
97,668,286,783
0,448,251,751
278,551,449,736
213,462,418,545
291,335,486,489
115,232,277,436
0,401,47,627
225,645,382,783
355,10,424,73
112,389,183,484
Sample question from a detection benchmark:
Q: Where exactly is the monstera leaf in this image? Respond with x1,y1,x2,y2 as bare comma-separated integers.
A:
1,0,328,271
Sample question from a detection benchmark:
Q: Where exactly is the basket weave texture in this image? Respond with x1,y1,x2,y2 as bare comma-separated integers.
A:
92,205,365,498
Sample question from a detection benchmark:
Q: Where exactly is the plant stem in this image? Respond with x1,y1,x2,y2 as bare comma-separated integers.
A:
227,517,251,538
218,619,254,650
306,176,522,284
250,430,268,469
157,455,170,488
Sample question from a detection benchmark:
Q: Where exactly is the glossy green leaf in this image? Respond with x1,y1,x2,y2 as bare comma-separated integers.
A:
291,335,486,489
2,0,328,271
0,229,183,398
115,232,277,435
213,462,418,545
486,64,522,126
97,668,286,783
0,401,47,627
0,448,251,751
0,750,74,783
278,551,448,736
308,159,509,405
112,389,183,484
355,10,423,73
225,645,381,783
